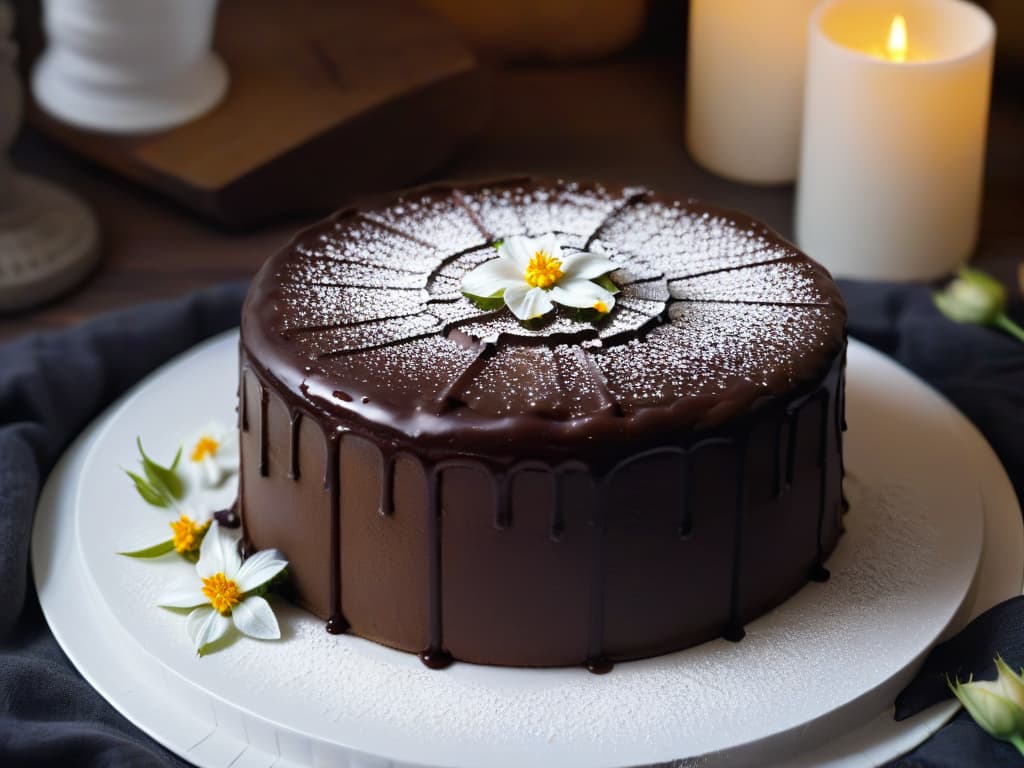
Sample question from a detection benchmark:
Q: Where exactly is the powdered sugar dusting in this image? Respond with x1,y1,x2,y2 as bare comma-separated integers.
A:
597,198,790,280
512,182,631,236
268,181,844,422
551,346,605,417
318,218,443,273
460,347,565,417
595,303,837,410
363,192,485,252
293,313,443,357
595,197,696,255
283,254,427,291
461,185,523,238
321,335,480,401
669,259,829,305
427,246,500,299
464,180,635,240
453,313,587,344
279,284,427,328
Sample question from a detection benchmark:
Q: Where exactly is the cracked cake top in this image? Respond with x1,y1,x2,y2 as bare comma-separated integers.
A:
242,178,846,456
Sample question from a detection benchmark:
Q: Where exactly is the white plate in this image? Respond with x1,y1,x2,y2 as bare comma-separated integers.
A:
33,333,1023,768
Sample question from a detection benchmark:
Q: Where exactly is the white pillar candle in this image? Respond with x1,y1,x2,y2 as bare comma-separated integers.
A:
686,0,822,184
796,0,995,281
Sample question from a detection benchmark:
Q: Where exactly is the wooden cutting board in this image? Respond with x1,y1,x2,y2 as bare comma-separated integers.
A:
25,0,489,227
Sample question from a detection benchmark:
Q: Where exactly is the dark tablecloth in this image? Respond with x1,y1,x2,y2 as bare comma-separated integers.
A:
0,280,1021,767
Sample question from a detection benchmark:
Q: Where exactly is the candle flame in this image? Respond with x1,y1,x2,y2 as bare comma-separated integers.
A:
887,15,908,62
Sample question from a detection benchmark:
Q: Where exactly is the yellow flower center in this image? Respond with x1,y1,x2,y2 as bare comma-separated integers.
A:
169,514,210,554
191,435,219,462
594,301,609,314
524,250,563,289
202,572,242,614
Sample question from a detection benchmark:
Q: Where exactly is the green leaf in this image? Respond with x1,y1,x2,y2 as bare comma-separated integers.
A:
118,538,176,558
492,239,504,250
572,307,606,324
137,437,184,501
124,469,171,508
462,290,506,311
594,273,620,295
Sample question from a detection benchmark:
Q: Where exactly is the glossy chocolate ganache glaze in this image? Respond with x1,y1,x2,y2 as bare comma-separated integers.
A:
239,178,847,671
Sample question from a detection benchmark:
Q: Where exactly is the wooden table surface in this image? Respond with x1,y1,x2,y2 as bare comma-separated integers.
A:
1,54,1021,341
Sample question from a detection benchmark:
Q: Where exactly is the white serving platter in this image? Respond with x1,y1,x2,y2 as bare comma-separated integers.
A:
33,332,1023,767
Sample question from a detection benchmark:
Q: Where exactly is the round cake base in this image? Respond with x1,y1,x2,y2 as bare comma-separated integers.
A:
33,332,1023,768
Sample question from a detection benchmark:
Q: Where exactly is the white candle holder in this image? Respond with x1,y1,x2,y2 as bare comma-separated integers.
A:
685,0,822,185
31,0,228,135
0,1,98,314
795,0,995,281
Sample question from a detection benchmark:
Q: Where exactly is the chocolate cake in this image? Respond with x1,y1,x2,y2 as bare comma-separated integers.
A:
238,178,847,671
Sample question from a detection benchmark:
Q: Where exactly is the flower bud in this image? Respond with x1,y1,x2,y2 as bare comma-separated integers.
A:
934,268,1008,325
994,656,1024,710
949,657,1024,753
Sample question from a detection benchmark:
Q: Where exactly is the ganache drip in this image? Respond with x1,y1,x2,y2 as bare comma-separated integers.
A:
419,648,454,670
238,322,844,672
214,501,241,529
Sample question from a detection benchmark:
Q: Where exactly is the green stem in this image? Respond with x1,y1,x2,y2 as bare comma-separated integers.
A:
1010,734,1024,757
994,314,1024,344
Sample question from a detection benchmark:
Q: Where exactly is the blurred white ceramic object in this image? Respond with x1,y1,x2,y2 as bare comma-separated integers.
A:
686,0,822,184
31,0,228,134
0,1,99,313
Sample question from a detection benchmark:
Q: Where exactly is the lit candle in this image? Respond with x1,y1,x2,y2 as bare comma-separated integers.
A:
795,0,995,280
685,0,822,184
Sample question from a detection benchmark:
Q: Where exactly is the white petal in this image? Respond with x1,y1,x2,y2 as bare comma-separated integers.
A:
217,429,238,451
176,503,213,525
187,422,225,461
196,522,240,579
236,548,289,592
533,233,563,261
995,658,1024,709
499,235,539,271
504,284,554,320
187,605,231,652
200,456,225,488
461,256,524,296
548,279,617,311
157,576,207,608
559,251,617,280
232,596,281,640
955,681,1020,737
215,453,240,474
198,421,228,440
214,432,240,472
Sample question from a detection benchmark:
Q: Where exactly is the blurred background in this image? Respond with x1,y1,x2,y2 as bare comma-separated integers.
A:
0,0,1020,339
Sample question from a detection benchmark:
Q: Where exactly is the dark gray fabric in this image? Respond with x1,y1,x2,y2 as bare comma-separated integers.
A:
0,282,246,767
0,279,1020,766
838,279,1024,768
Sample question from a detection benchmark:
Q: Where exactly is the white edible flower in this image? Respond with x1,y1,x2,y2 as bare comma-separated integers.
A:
158,522,288,655
119,505,212,562
461,233,618,321
949,656,1024,755
186,422,239,489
